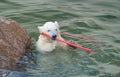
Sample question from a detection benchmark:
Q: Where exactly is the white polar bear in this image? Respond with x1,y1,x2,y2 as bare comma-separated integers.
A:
36,21,67,53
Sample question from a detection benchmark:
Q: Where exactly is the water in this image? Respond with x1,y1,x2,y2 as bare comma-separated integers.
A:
0,0,120,77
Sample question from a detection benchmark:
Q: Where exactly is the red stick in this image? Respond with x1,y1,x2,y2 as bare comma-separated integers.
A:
40,32,92,54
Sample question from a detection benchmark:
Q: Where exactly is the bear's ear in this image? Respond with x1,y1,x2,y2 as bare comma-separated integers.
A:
54,21,59,28
37,26,43,32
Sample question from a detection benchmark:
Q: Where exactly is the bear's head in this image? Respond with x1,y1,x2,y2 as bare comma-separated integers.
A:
38,21,60,40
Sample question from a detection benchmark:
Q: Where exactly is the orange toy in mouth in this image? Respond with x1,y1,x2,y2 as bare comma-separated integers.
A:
40,32,92,54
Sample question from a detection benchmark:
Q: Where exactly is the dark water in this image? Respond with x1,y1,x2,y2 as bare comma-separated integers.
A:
0,0,120,77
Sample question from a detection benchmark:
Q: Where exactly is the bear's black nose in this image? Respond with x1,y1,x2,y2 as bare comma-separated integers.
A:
52,35,57,40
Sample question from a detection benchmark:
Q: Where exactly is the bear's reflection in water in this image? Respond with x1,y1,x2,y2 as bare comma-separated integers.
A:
27,49,81,75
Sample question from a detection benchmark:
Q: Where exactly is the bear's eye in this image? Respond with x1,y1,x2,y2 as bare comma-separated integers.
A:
47,30,51,32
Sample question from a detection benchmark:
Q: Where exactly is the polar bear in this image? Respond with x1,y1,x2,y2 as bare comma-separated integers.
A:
36,21,67,53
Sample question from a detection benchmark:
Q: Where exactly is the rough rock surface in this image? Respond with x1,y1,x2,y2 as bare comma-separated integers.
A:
0,16,31,70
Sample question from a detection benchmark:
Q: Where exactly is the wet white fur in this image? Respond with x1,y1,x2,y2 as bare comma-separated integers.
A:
36,21,67,53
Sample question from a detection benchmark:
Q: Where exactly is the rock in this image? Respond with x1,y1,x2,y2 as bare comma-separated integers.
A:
0,16,32,70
